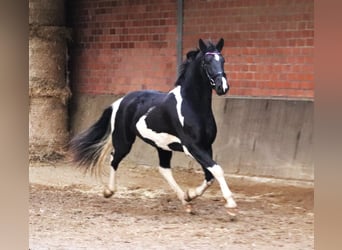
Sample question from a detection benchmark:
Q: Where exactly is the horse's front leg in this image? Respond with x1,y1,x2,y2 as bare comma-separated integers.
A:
185,144,238,220
185,167,214,201
207,164,238,219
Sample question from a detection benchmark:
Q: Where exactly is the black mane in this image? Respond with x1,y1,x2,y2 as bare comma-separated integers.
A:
175,49,200,86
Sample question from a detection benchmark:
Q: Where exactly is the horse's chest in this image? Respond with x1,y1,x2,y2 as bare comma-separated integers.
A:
188,119,217,145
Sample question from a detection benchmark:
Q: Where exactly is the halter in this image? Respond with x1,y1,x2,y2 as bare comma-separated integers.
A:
205,52,221,56
202,52,223,87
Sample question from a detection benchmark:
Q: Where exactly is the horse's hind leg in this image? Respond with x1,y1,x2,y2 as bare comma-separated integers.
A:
103,136,134,198
157,148,192,212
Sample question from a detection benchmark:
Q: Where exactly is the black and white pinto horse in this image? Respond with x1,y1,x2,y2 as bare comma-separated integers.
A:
70,38,238,218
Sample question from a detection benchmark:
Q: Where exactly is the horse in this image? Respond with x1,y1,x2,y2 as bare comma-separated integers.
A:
69,38,238,219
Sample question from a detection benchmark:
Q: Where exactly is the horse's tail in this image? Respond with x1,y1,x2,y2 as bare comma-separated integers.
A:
69,106,114,176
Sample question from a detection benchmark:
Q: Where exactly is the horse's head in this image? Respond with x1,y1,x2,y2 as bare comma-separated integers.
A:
199,38,229,96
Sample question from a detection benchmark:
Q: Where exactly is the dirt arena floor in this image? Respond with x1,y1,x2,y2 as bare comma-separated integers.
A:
29,162,313,249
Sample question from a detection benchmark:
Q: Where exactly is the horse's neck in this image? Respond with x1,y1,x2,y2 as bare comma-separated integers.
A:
181,75,213,113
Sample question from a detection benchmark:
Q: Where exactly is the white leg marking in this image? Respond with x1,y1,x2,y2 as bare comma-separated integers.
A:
136,115,181,150
208,164,236,208
104,154,116,198
108,167,116,192
222,77,228,92
187,179,213,200
111,97,124,132
169,86,184,126
158,167,186,204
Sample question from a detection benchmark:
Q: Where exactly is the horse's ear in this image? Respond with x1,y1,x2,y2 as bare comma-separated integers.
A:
199,39,207,52
216,38,224,52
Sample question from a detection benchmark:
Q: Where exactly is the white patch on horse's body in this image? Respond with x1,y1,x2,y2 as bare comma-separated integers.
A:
136,114,181,151
110,97,124,132
169,86,184,126
222,77,228,92
207,164,236,208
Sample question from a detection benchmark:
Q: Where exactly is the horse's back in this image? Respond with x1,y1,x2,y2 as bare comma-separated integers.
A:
114,90,167,129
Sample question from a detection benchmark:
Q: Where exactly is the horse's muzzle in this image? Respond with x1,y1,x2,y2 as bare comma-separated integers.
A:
214,76,229,96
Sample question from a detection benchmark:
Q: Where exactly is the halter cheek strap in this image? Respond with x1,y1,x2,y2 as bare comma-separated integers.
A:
202,52,223,87
205,69,223,87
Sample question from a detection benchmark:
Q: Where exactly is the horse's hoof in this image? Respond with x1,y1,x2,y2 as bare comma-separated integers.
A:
103,188,114,198
227,208,238,221
185,204,195,214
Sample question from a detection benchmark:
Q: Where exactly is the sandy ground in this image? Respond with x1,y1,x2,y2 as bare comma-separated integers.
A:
29,162,313,250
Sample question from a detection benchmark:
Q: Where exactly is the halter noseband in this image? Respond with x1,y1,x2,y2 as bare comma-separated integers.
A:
202,52,223,87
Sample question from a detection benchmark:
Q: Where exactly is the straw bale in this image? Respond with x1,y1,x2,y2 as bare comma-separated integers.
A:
29,96,69,162
29,0,65,26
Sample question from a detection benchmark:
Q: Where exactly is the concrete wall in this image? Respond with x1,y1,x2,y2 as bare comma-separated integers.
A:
70,94,313,181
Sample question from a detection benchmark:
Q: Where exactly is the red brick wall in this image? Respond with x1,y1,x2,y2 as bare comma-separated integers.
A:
183,0,314,98
68,0,314,99
68,0,177,94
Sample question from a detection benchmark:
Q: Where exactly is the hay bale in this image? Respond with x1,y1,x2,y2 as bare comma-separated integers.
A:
29,83,71,105
29,0,71,163
29,34,67,90
29,25,72,42
29,96,69,162
29,0,65,26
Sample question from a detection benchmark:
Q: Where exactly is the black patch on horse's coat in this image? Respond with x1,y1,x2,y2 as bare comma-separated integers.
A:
144,93,180,135
168,142,183,152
